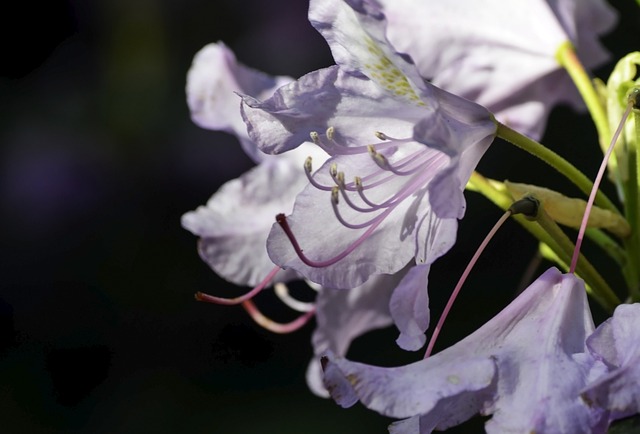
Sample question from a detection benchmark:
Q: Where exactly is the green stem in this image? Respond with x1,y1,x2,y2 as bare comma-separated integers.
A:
469,172,620,312
556,41,611,147
535,208,620,312
497,123,621,216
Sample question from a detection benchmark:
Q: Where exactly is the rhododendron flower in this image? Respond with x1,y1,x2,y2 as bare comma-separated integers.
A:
322,268,608,433
379,0,617,139
182,42,431,360
242,0,497,291
182,42,324,286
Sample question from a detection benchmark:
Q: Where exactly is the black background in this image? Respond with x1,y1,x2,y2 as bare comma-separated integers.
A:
1,1,639,433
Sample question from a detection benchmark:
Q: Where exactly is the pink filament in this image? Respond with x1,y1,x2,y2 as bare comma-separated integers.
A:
569,101,634,273
424,210,512,358
195,265,281,305
242,299,316,334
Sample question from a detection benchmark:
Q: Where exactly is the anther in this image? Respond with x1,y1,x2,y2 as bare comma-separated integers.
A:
368,145,390,169
354,176,363,189
375,131,389,141
326,126,335,140
304,156,313,173
310,131,320,144
335,171,345,188
331,186,340,204
330,163,338,178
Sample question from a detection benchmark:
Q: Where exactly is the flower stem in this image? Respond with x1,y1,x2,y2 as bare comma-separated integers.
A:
556,42,611,147
496,122,621,216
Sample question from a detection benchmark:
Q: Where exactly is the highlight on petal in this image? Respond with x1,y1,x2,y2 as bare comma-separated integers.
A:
389,264,430,351
181,158,304,286
186,42,291,161
378,0,616,139
582,304,640,419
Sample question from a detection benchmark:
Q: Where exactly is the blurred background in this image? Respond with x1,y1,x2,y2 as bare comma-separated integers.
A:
1,1,639,433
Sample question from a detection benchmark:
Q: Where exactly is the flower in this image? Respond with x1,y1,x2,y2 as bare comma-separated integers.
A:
378,0,617,139
322,268,608,433
581,303,640,422
182,42,325,286
241,0,497,291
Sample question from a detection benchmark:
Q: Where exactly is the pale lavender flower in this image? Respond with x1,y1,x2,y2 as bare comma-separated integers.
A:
241,0,497,293
322,268,609,433
182,42,324,286
182,44,428,375
581,303,640,421
379,0,617,139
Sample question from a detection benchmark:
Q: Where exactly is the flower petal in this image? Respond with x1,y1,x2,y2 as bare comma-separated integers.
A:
582,304,640,419
181,158,304,286
390,264,430,351
379,0,615,139
186,42,291,162
323,269,606,432
241,66,425,155
306,270,407,397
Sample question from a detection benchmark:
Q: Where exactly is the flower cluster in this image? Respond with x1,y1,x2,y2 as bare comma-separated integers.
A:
183,0,640,432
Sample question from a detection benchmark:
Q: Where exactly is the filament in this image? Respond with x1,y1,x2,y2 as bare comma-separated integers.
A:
241,299,316,334
569,99,634,273
195,266,281,305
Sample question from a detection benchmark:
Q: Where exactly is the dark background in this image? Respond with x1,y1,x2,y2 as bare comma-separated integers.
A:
1,1,639,433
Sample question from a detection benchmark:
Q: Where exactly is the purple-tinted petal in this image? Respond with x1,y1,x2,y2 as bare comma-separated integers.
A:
549,0,617,68
390,264,430,351
323,351,495,419
306,270,407,397
379,0,615,139
324,269,605,432
186,42,291,162
266,145,439,289
181,158,304,286
582,304,640,418
242,66,426,155
309,0,430,100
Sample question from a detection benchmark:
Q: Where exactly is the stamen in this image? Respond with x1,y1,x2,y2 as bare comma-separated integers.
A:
195,265,281,306
241,299,316,334
308,128,400,155
304,156,333,191
276,212,393,268
274,282,315,312
331,193,387,229
569,97,635,273
424,208,515,358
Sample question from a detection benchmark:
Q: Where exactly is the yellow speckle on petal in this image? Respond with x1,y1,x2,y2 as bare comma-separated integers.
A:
361,37,424,106
447,375,460,385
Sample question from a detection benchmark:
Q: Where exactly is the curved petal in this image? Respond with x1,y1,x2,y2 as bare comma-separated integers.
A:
241,66,426,155
389,264,430,351
186,42,291,162
306,270,407,397
322,350,496,419
324,269,606,432
181,158,305,286
582,304,640,419
378,0,615,139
